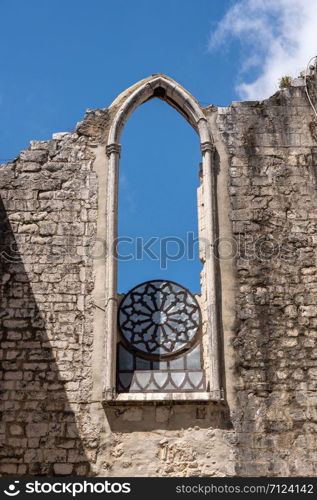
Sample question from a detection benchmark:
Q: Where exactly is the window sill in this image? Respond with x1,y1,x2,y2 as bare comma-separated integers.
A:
103,390,224,405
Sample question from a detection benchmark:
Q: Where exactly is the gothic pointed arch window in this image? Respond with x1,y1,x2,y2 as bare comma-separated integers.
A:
103,75,222,402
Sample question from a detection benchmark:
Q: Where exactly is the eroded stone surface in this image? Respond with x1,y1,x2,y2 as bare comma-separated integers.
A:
214,78,317,476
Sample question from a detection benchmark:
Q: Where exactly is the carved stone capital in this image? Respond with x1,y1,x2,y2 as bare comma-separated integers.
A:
106,143,121,157
200,141,215,154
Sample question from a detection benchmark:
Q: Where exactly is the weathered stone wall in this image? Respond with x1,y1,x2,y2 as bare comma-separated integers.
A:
0,131,99,475
1,74,317,476
213,78,317,476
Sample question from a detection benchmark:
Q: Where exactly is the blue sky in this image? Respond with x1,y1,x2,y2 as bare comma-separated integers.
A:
1,0,315,293
0,0,237,161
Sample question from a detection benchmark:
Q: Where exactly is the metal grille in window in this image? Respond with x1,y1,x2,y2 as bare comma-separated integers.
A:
117,280,205,392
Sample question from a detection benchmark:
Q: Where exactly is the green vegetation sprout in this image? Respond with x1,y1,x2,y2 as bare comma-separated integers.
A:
279,76,292,89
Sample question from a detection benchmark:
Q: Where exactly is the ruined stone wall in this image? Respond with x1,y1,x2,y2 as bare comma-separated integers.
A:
1,75,317,477
0,131,99,475
0,107,235,477
213,79,317,476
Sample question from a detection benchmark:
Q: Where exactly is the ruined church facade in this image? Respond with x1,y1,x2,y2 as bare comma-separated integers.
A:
1,73,317,476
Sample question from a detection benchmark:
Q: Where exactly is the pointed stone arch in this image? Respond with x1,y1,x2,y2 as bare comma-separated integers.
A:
108,74,212,145
103,74,223,402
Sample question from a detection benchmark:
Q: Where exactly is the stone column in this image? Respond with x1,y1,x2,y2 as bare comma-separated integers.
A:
200,141,222,398
104,142,121,399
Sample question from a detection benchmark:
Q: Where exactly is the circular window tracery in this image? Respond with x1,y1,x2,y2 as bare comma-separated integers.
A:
118,280,201,358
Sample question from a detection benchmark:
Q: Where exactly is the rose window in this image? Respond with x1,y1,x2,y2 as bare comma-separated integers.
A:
118,280,200,357
117,280,205,393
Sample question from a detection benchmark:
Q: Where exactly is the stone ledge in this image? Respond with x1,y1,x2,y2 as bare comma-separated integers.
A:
103,390,224,405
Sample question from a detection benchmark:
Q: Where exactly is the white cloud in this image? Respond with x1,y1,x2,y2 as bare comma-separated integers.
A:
209,0,317,100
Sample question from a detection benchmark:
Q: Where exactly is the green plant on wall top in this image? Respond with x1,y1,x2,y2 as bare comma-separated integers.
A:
279,76,292,89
